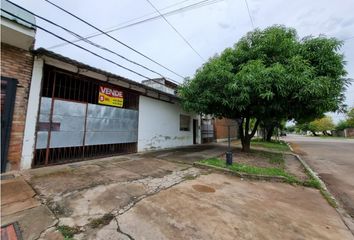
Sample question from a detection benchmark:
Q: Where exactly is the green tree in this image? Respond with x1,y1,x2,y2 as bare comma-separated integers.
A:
308,116,335,136
335,107,354,130
335,120,349,131
347,108,354,127
179,25,348,152
285,125,295,133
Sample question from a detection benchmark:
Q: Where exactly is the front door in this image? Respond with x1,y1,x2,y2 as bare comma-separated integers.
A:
1,77,18,172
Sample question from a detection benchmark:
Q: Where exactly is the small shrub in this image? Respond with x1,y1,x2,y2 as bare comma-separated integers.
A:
303,177,321,189
89,213,115,228
57,225,81,239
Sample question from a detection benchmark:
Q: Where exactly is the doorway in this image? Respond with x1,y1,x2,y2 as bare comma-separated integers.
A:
1,77,18,172
193,119,198,144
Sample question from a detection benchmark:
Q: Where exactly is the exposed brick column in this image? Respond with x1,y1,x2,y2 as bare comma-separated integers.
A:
1,43,34,170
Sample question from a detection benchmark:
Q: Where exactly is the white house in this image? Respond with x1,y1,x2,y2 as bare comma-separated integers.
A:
1,1,201,171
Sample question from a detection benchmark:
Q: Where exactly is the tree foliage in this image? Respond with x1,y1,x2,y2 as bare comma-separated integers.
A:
335,107,354,130
347,108,354,127
179,25,349,151
308,116,335,135
335,120,350,131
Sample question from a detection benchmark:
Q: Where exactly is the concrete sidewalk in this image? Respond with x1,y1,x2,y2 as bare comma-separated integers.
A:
1,143,353,239
1,176,57,240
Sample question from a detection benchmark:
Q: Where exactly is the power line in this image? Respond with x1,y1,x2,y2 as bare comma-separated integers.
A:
6,0,175,81
49,0,223,50
145,0,205,61
1,8,153,80
43,0,184,81
244,0,254,29
2,8,183,90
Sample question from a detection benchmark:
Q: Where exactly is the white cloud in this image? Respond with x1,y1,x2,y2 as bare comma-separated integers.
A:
10,0,354,121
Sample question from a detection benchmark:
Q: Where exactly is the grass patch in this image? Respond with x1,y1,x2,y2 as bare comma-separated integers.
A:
200,158,299,184
88,213,115,229
251,139,290,152
57,225,81,239
251,150,284,165
303,176,321,189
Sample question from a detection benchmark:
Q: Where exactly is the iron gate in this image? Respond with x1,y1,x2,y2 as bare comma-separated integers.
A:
33,66,139,167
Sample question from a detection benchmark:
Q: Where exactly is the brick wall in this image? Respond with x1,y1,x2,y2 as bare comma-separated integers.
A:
1,43,34,170
214,118,238,140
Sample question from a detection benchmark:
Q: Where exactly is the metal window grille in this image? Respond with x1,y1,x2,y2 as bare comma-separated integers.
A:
33,66,139,167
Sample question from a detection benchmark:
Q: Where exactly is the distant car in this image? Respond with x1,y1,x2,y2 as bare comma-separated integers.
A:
280,132,287,136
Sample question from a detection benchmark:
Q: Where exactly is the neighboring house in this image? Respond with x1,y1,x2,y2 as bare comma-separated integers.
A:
1,0,36,172
200,117,239,143
142,78,178,95
213,118,238,142
1,2,201,172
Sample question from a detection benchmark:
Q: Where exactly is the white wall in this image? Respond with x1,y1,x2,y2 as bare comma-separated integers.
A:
21,57,43,169
138,95,200,151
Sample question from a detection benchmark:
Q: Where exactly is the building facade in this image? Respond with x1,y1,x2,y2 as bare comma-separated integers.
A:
19,49,201,169
1,1,201,172
1,0,36,171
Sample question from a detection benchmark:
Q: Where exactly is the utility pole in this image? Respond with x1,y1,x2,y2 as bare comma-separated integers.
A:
226,125,233,165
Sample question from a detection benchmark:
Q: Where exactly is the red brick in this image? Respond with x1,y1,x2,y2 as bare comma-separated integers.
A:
1,43,33,170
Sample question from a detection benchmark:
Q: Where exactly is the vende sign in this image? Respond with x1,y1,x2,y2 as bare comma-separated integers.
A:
98,86,124,107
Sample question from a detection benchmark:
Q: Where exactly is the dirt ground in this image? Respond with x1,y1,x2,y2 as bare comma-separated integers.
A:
2,143,353,239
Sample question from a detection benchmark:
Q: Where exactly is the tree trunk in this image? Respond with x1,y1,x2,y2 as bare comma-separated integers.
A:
240,117,260,152
311,131,318,136
262,128,267,141
266,125,275,142
242,137,251,152
323,130,332,136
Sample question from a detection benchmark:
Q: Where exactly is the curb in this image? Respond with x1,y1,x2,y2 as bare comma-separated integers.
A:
193,162,288,183
286,142,354,236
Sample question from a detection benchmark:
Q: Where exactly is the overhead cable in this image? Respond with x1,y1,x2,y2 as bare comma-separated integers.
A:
49,0,224,50
6,0,177,82
1,8,154,80
145,0,205,61
43,0,185,81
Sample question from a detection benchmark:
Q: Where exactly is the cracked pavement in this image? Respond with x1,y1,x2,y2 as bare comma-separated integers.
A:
2,144,353,239
23,154,201,239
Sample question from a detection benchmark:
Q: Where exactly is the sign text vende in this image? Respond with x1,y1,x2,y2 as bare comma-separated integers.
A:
98,86,124,107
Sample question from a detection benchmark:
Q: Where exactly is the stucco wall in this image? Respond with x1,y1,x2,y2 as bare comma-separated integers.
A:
138,95,199,151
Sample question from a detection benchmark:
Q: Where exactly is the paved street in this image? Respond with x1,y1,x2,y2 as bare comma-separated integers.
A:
285,135,354,219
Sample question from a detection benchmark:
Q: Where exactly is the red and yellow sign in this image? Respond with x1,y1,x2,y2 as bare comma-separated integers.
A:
98,86,124,107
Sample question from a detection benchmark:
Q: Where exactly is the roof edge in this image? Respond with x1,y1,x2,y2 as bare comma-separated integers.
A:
33,48,180,101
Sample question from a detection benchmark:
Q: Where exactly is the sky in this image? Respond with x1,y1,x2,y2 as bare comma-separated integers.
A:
8,0,354,122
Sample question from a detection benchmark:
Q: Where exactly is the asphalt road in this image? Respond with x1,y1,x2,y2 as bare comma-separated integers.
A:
285,135,354,218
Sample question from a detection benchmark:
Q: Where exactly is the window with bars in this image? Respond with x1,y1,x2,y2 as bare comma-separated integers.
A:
41,66,139,110
180,114,191,131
